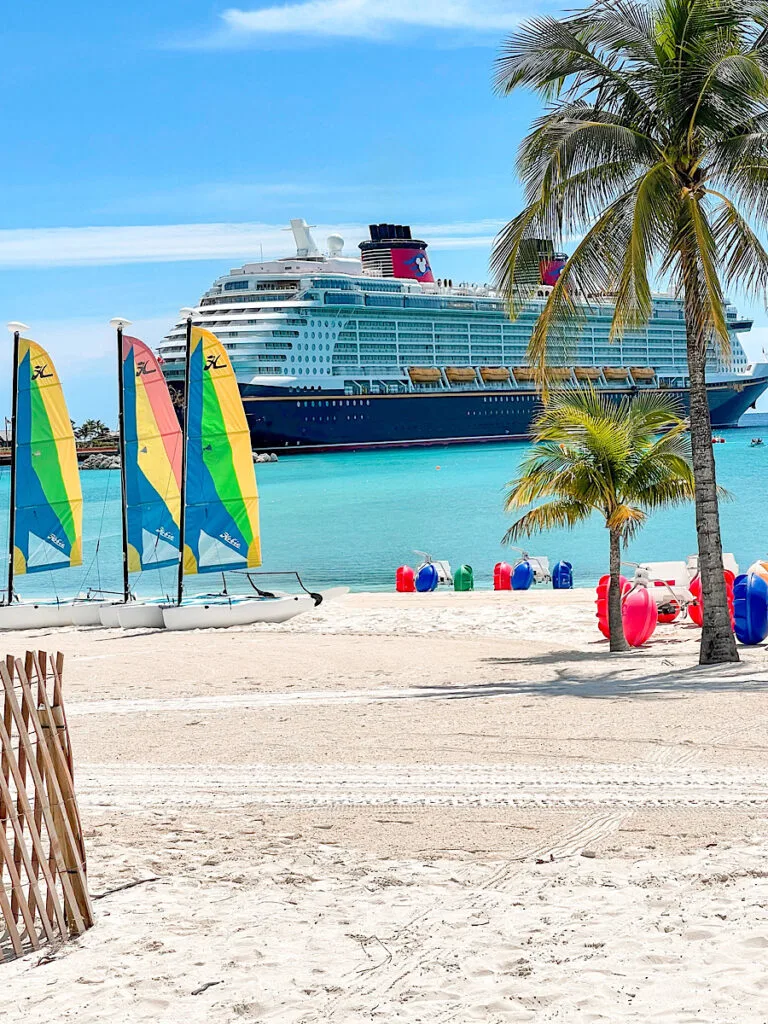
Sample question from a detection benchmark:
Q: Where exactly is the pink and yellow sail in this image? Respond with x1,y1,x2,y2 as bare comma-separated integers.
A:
121,336,182,571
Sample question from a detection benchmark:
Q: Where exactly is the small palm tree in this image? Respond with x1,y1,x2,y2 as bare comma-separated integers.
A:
493,0,768,664
504,390,696,652
76,418,111,441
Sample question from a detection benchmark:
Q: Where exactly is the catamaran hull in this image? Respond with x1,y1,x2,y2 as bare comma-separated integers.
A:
72,602,117,627
162,594,315,631
98,604,124,627
0,603,73,630
117,603,166,629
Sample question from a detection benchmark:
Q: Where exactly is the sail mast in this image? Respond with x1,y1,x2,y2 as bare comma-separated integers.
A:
5,323,28,605
176,310,194,607
110,317,132,604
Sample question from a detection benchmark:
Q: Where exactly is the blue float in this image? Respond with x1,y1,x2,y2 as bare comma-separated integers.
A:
415,563,439,592
733,571,768,645
552,561,573,590
512,560,534,591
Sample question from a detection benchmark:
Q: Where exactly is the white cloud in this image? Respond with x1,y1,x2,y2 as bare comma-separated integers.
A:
0,315,178,424
0,219,504,268
199,0,526,44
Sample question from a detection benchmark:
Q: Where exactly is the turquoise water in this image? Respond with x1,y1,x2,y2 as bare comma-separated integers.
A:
0,430,765,597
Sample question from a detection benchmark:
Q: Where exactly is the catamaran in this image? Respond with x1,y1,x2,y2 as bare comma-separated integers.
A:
0,323,84,629
161,317,321,630
106,319,183,628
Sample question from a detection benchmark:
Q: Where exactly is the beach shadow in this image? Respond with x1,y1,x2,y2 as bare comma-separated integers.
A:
388,651,768,702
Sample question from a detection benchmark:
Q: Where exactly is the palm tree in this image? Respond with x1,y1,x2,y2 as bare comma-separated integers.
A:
75,419,111,442
492,0,768,664
504,389,696,652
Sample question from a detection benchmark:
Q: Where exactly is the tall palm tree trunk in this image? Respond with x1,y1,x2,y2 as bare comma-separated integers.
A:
683,288,739,665
608,528,629,653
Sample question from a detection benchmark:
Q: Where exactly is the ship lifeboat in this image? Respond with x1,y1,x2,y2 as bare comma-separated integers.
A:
480,367,511,383
445,366,477,383
630,366,656,382
542,368,573,383
408,366,442,384
574,367,602,381
512,367,538,382
603,367,630,381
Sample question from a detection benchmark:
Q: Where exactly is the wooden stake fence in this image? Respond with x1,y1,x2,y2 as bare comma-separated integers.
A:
0,651,92,961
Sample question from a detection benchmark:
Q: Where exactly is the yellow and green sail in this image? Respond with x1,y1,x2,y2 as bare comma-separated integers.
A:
183,327,261,574
13,338,83,575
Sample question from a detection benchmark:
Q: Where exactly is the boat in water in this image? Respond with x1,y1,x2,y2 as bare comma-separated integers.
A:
0,324,84,629
156,220,768,454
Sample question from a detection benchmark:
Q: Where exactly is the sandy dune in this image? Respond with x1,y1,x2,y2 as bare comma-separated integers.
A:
2,589,768,1021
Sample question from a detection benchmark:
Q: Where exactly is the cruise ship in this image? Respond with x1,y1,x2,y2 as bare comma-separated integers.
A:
157,219,768,452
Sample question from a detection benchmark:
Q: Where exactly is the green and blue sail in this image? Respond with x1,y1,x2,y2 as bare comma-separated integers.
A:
13,338,82,575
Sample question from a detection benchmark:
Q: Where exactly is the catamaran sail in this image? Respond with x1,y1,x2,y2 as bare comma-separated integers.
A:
122,335,182,571
0,328,83,629
106,330,183,628
182,326,261,576
163,324,323,630
13,337,82,578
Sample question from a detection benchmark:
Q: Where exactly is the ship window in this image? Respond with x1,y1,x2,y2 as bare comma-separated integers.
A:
224,280,249,291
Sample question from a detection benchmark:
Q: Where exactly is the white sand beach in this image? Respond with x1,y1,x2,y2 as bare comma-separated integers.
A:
3,589,768,1021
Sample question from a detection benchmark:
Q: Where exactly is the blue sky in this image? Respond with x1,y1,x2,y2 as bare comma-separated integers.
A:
1,0,767,424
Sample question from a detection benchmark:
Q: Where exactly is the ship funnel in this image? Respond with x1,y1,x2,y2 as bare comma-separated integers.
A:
359,223,434,282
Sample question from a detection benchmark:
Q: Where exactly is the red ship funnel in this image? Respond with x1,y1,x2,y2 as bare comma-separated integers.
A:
541,254,567,286
359,224,435,283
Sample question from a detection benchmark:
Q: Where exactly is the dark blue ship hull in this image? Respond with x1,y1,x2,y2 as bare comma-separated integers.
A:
242,376,768,453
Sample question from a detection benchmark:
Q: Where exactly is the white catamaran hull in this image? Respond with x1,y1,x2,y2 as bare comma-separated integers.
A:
162,593,315,631
0,602,74,630
72,601,119,627
117,602,166,629
98,603,124,627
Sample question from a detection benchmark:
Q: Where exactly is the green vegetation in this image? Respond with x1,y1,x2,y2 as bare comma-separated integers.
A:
504,390,696,652
74,419,112,443
493,0,768,664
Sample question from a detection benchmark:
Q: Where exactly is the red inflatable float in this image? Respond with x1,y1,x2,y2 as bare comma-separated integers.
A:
494,561,513,591
596,577,657,647
688,570,735,628
396,565,415,593
621,587,658,647
595,574,631,639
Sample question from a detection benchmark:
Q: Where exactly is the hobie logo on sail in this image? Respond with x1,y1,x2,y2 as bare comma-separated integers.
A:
47,532,65,550
221,531,242,550
157,527,174,541
32,363,53,380
204,354,225,372
136,360,156,377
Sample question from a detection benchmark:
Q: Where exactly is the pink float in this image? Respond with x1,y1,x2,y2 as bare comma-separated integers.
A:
621,587,658,647
595,574,631,639
688,570,735,628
